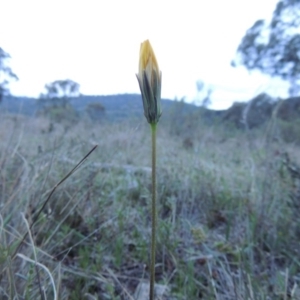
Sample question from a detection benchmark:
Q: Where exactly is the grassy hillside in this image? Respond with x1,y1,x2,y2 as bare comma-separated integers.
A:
0,103,300,299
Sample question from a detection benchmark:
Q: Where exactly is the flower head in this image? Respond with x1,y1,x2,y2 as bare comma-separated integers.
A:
136,40,162,124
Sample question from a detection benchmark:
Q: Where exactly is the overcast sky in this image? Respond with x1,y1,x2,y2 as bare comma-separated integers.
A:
0,0,286,109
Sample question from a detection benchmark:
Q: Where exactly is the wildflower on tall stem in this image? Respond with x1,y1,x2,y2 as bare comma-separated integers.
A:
136,39,162,300
136,39,162,125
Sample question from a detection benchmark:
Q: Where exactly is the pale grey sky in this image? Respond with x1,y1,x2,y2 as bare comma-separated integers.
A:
0,0,285,109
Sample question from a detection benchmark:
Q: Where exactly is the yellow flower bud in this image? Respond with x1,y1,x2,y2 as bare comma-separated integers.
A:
136,40,162,124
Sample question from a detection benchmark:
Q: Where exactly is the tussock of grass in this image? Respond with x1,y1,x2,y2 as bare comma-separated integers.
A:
0,111,300,299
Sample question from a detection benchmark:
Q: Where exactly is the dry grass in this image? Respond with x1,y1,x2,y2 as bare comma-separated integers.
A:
0,111,300,299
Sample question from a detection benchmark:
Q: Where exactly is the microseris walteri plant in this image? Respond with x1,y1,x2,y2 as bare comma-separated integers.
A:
136,39,162,300
136,39,162,124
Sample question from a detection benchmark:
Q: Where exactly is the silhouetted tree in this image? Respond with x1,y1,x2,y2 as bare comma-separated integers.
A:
232,0,300,96
0,47,18,102
39,79,81,123
40,79,80,107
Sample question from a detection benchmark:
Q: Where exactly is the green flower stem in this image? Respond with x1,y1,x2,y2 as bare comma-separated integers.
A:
150,122,157,300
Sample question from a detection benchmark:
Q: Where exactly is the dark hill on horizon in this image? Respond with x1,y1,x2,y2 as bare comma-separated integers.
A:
1,93,300,129
0,94,196,118
0,93,223,123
